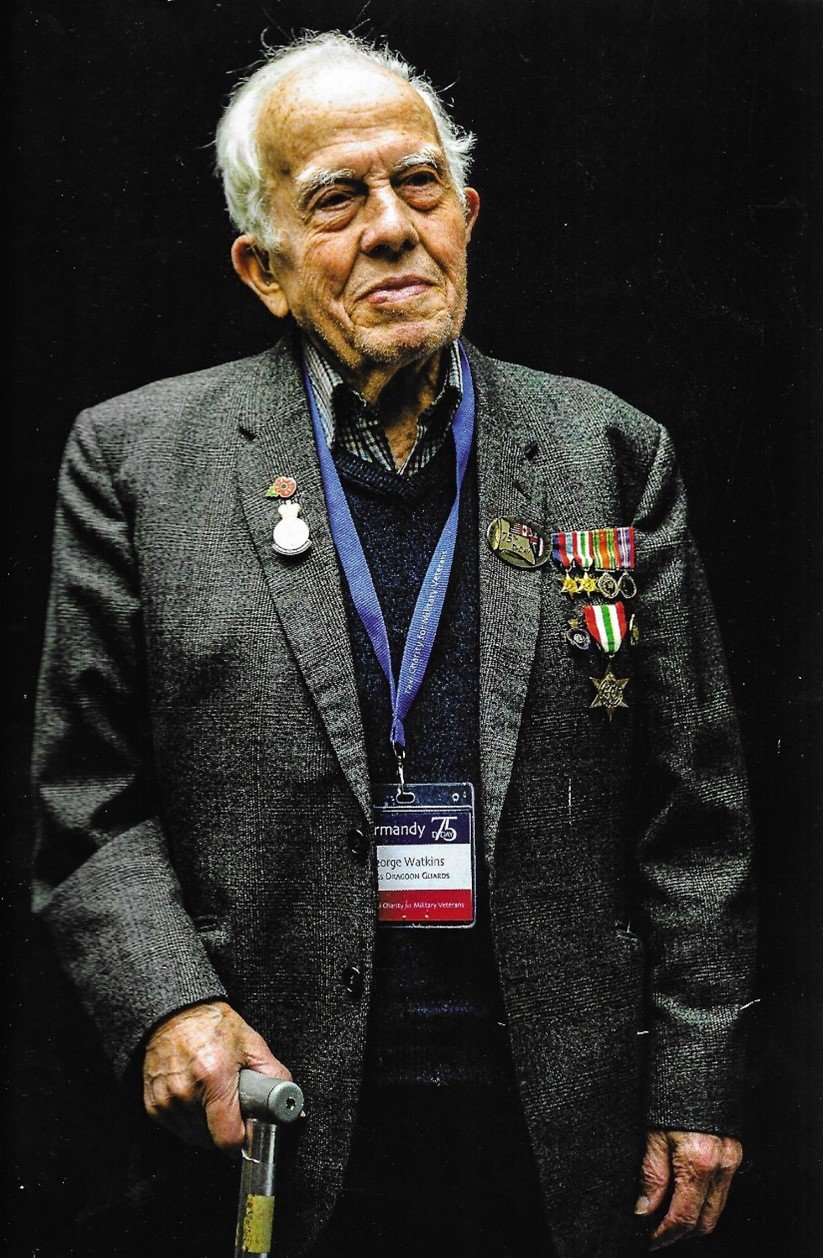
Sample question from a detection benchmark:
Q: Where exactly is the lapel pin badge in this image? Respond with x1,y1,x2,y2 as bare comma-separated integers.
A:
267,476,311,556
486,517,550,569
265,475,298,500
272,500,311,557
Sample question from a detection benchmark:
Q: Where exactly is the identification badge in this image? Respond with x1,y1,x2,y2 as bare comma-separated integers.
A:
372,782,476,928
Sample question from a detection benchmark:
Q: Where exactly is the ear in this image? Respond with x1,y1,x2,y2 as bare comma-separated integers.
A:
462,188,480,242
230,235,290,319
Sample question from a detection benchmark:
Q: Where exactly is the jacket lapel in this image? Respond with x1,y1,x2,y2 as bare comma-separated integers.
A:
470,349,589,863
233,337,372,825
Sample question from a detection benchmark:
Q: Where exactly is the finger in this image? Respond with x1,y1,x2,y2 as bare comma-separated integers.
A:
146,1090,216,1149
650,1144,718,1249
147,1071,244,1152
696,1140,743,1236
204,1086,246,1151
635,1131,671,1216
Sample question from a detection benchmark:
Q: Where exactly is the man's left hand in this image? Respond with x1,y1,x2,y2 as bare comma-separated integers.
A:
635,1129,743,1249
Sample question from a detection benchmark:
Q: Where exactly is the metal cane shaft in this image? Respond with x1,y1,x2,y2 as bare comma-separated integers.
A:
234,1119,278,1258
233,1071,304,1258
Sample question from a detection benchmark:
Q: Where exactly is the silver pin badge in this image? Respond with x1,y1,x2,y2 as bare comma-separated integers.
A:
272,500,311,557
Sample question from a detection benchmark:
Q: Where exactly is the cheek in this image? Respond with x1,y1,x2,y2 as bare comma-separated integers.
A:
300,240,354,300
426,224,469,284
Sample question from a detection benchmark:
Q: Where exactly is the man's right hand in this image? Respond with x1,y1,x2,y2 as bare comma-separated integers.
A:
142,1000,291,1151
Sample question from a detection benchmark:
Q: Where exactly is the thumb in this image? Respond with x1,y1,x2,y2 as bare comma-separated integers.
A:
636,1130,672,1216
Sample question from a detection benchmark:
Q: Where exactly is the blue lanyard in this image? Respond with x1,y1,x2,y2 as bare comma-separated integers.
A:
303,342,476,771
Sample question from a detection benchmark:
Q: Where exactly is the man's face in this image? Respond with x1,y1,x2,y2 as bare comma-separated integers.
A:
248,63,480,382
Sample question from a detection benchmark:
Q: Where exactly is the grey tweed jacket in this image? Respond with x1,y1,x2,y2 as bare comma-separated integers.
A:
32,336,756,1257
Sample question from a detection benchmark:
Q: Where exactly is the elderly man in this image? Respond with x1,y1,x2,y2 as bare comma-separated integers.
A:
33,31,755,1258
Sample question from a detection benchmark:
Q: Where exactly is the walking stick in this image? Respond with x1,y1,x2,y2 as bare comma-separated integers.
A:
233,1068,304,1257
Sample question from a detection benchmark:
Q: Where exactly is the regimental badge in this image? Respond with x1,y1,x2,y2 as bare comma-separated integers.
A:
486,517,551,569
565,624,592,651
272,500,311,556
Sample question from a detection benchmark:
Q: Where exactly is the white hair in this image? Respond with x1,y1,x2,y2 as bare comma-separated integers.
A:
215,31,476,251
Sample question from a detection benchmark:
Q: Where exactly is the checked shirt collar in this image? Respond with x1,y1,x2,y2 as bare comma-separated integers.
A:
302,335,463,477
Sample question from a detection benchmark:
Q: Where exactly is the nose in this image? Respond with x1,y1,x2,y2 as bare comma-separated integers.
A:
360,186,419,255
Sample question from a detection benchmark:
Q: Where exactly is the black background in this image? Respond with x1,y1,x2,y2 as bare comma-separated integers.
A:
4,1,822,1254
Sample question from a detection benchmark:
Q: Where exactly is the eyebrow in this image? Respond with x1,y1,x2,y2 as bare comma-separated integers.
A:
295,167,359,209
295,147,445,209
392,147,444,176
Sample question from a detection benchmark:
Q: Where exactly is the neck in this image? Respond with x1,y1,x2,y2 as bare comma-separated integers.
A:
308,336,451,469
371,353,445,469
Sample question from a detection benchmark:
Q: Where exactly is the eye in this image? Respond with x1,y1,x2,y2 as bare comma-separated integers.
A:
402,169,440,191
399,169,444,206
315,189,354,211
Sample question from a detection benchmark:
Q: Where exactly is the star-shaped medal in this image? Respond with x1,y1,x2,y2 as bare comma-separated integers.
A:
590,668,630,719
577,571,597,595
560,572,580,597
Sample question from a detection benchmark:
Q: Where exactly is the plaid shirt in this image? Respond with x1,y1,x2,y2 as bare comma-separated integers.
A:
302,337,463,476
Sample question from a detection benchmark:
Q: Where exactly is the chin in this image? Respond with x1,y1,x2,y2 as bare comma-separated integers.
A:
354,317,456,367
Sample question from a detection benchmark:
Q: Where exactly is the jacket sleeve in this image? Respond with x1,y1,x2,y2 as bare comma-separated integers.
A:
632,422,757,1138
32,409,228,1078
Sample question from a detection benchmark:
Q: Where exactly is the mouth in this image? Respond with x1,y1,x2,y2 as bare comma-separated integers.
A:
363,275,434,305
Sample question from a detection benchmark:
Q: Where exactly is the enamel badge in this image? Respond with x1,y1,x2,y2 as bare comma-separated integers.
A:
265,475,298,500
272,500,311,556
486,517,551,569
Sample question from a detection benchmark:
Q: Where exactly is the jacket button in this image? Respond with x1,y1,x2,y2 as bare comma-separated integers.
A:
347,826,369,861
341,965,363,1000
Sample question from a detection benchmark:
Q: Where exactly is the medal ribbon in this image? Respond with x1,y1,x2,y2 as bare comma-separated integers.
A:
552,528,635,570
303,342,475,752
583,601,629,654
594,526,635,569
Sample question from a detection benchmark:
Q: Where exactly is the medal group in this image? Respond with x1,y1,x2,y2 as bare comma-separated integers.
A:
552,527,639,719
486,518,639,719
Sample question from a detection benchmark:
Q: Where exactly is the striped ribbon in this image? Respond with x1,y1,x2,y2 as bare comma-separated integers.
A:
551,528,635,570
583,602,629,654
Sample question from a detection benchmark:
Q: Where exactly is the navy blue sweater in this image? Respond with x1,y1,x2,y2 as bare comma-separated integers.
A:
335,436,507,1089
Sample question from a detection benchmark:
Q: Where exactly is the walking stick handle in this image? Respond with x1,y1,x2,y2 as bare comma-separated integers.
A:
238,1069,304,1123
